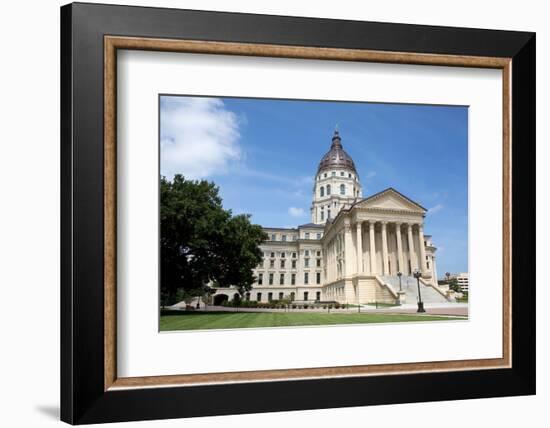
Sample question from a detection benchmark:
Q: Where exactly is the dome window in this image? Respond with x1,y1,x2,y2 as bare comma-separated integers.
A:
340,184,346,195
320,186,324,197
327,184,331,195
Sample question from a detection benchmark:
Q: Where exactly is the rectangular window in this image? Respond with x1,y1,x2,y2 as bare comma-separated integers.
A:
292,252,297,258
320,210,324,221
316,258,321,267
258,273,263,285
281,252,286,258
291,273,296,285
332,171,336,176
316,272,321,284
282,235,287,241
317,251,321,256
304,291,309,300
268,292,273,301
316,291,321,300
270,260,275,268
305,250,310,256
279,274,284,285
257,292,262,302
280,260,285,269
304,258,309,267
279,292,284,300
304,272,309,284
291,260,296,269
269,273,274,285
270,252,275,258
316,233,321,239
271,234,276,241
305,232,310,239
340,171,344,176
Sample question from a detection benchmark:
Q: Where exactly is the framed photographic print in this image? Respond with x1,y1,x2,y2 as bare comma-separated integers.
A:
60,2,535,424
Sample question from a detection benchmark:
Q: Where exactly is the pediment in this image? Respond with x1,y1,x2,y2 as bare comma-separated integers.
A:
355,188,426,213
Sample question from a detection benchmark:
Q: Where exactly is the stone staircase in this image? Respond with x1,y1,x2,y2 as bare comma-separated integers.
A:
380,275,449,304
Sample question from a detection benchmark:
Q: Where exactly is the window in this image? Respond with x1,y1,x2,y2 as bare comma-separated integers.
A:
316,272,321,284
316,233,321,239
304,258,309,267
304,291,309,300
292,252,297,258
317,251,321,256
268,292,273,301
305,232,310,239
324,173,327,178
340,171,344,176
316,291,321,301
279,292,284,300
427,261,430,269
304,273,309,284
320,186,324,197
320,210,324,221
349,173,352,178
332,171,336,176
281,252,286,258
327,184,331,195
282,235,287,241
280,260,285,269
258,273,263,285
270,252,275,258
279,274,285,285
328,209,331,218
269,273,274,285
340,184,346,195
271,234,276,241
246,292,251,301
305,250,310,256
270,260,275,268
257,292,262,302
291,260,296,269
291,273,296,285
316,258,321,267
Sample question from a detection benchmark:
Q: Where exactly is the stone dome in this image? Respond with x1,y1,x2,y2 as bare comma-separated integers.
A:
317,130,357,175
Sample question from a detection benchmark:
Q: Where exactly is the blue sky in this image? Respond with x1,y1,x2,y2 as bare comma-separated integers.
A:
160,95,468,276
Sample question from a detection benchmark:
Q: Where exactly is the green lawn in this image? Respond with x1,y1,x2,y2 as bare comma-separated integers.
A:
160,310,461,331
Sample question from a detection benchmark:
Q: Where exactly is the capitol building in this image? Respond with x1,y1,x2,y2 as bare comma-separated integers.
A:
213,130,451,305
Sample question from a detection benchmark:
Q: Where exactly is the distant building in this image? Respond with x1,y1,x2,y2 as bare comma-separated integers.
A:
212,130,450,305
443,272,469,293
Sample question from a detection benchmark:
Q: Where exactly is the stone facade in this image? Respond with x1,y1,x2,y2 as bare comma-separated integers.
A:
213,130,445,305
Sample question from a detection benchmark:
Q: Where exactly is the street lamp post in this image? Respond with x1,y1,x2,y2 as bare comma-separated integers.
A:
413,269,425,313
397,271,403,291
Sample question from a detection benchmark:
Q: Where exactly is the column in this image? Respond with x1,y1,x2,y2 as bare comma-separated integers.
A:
369,221,376,275
356,221,363,274
381,222,389,275
395,222,404,274
407,223,415,274
344,223,353,276
418,224,427,274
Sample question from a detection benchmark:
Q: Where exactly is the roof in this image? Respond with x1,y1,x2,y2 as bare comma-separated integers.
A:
317,130,358,175
298,223,325,229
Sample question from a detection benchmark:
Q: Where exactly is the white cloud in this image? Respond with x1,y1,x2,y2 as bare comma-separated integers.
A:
365,171,377,179
160,96,242,179
429,203,444,214
288,207,306,218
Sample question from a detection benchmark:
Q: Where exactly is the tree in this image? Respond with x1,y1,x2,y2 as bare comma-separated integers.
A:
160,175,267,304
448,278,461,292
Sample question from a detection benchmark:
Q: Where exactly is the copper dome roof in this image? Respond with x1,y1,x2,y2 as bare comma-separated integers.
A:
317,131,357,175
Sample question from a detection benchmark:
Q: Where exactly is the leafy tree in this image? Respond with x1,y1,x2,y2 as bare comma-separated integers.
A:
160,175,267,304
449,278,461,292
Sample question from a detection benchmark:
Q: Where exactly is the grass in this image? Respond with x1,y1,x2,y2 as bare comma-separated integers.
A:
364,302,401,308
160,310,461,331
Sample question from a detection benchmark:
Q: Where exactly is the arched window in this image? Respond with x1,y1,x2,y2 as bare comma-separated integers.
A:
327,184,331,195
320,209,324,221
340,184,346,195
320,186,324,197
